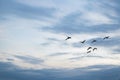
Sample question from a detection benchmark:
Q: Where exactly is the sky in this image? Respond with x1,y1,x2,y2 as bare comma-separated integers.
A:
0,0,120,80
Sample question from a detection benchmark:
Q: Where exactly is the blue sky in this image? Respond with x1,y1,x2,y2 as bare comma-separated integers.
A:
0,0,120,80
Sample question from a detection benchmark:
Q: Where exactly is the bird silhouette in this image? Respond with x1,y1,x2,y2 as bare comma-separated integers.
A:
87,47,92,50
103,36,110,40
93,48,97,51
65,36,71,40
91,40,97,43
80,40,86,44
87,50,91,53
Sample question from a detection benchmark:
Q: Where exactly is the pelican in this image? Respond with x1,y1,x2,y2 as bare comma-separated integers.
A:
91,40,97,43
103,36,110,40
87,50,91,53
87,47,92,50
81,40,86,44
93,48,97,51
65,36,71,40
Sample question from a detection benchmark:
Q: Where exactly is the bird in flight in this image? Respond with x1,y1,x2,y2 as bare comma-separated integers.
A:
87,47,92,50
65,36,71,40
87,50,91,53
91,40,97,43
80,40,86,44
103,36,110,40
93,48,97,51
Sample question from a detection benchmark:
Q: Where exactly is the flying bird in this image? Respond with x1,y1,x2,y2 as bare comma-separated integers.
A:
103,36,110,40
91,40,97,43
93,48,97,51
87,47,92,50
65,36,71,40
80,40,86,44
87,50,91,53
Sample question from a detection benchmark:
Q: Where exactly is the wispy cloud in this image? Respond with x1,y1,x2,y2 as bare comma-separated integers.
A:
15,55,44,64
0,0,55,20
48,52,68,56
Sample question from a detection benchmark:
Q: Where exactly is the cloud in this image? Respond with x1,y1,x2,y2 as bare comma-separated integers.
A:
0,62,120,80
15,55,44,64
79,12,116,26
7,58,14,61
48,52,68,56
16,0,55,8
39,0,119,34
42,13,119,34
69,55,105,61
47,38,61,42
90,37,120,47
113,48,120,54
72,36,120,48
0,0,55,20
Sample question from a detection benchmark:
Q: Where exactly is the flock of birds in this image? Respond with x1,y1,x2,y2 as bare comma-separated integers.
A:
65,36,110,53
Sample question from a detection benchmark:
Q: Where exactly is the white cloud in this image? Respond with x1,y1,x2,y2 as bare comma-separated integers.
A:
16,0,118,27
81,12,115,26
